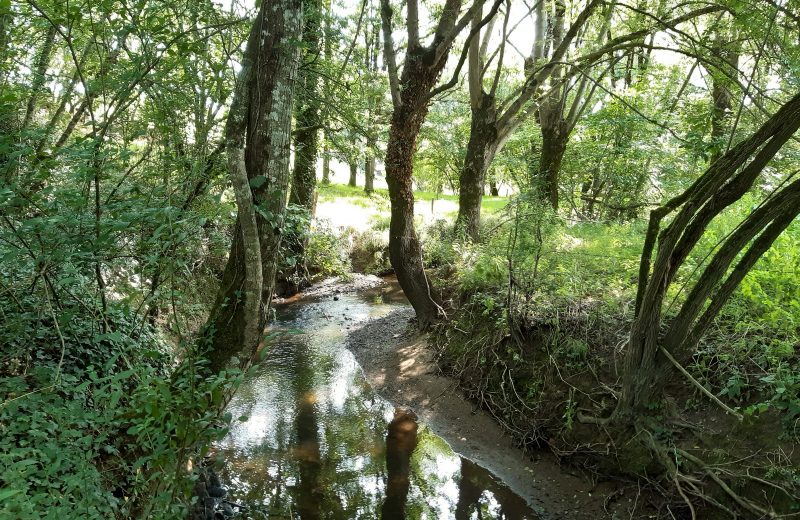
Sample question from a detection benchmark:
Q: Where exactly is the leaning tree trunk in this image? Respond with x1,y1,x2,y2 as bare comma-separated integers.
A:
616,91,800,418
205,0,303,373
380,0,489,328
455,93,498,239
384,53,444,327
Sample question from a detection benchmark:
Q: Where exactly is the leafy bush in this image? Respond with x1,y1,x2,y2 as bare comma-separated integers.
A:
422,218,457,268
349,228,390,274
0,288,237,518
306,218,352,276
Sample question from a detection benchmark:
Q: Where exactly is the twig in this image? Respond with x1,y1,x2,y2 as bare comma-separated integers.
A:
658,346,743,421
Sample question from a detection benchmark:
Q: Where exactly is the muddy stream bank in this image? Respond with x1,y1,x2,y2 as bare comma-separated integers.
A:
212,276,634,519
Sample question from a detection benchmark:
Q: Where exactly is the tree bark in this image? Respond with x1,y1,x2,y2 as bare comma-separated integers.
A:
348,161,357,187
537,120,568,210
284,0,322,291
363,11,379,196
205,0,303,373
364,150,375,194
385,87,443,326
616,91,800,417
380,0,494,327
289,0,322,211
456,93,498,238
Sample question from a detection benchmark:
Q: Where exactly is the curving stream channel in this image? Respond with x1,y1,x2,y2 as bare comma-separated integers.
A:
214,281,538,519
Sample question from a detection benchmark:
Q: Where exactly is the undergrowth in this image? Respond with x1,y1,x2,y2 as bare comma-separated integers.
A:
425,195,800,517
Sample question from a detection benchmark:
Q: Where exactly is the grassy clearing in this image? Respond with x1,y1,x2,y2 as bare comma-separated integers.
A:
317,183,508,214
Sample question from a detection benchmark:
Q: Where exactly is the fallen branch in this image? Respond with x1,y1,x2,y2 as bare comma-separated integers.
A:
658,346,743,421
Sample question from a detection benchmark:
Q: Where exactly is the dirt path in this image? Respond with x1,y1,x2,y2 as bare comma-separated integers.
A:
347,307,638,520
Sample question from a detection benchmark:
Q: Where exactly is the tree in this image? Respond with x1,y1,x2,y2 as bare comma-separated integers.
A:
380,0,501,327
453,0,605,235
615,91,800,417
363,2,381,195
204,0,303,372
290,0,323,212
282,0,324,292
454,0,720,234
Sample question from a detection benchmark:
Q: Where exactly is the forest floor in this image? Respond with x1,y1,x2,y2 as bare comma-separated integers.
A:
346,301,652,520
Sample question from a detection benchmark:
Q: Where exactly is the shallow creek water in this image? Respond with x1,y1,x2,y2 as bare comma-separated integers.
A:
215,283,538,519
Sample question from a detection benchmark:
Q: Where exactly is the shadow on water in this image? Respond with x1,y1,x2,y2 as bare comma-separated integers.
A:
215,282,539,519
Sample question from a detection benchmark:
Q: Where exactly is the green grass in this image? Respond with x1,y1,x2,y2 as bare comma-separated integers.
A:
317,183,508,213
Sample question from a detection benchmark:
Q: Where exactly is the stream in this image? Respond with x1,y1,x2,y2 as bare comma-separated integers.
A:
214,281,538,519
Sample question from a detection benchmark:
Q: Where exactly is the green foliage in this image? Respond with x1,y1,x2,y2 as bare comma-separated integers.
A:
306,219,352,277
0,293,238,517
349,228,390,274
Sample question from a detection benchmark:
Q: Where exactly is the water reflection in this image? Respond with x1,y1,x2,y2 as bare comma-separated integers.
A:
216,285,538,519
382,410,418,519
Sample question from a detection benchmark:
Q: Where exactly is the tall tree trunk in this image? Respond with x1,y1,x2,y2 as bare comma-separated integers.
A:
385,89,441,326
348,161,357,187
364,150,375,194
319,0,333,186
380,0,493,328
204,0,303,373
363,10,380,196
285,0,322,291
456,93,498,239
537,120,568,210
289,5,321,210
534,0,567,211
489,179,499,196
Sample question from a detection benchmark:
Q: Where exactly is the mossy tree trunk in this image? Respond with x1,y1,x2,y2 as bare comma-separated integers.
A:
285,0,323,291
204,0,303,373
456,94,498,238
380,0,504,327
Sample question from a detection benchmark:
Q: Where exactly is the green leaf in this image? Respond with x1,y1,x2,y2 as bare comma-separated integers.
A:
249,176,268,188
0,488,21,501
